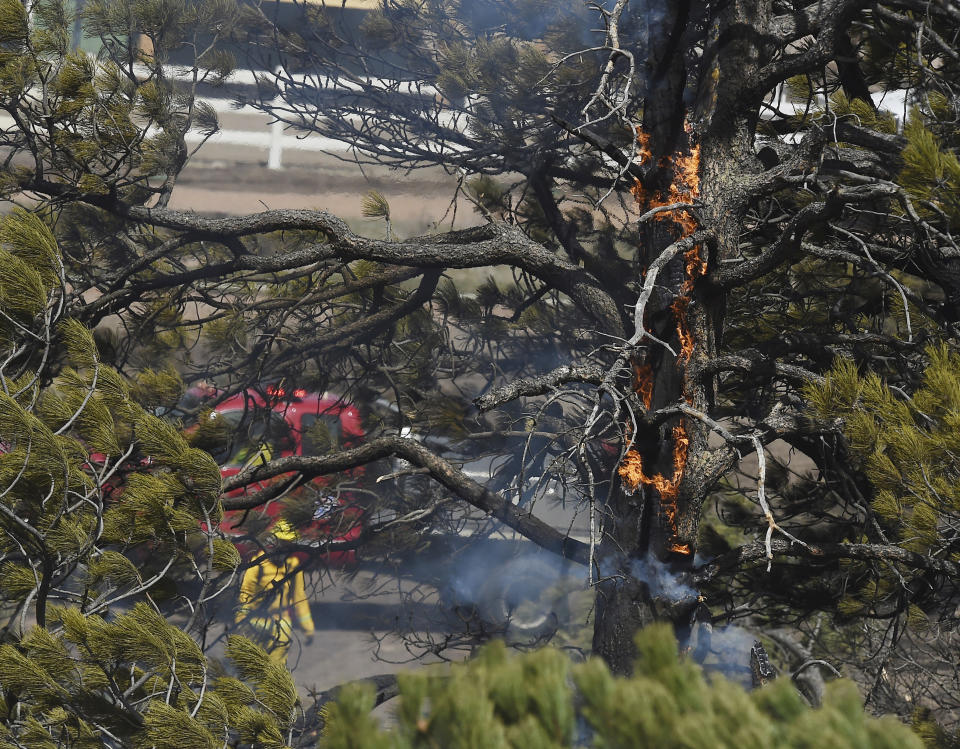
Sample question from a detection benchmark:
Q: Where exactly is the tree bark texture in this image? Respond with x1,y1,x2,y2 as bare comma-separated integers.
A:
593,0,771,674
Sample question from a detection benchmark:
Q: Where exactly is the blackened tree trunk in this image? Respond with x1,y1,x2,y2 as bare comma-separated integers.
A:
593,0,771,673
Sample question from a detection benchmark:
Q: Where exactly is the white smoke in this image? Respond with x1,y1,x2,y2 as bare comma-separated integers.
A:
630,555,697,602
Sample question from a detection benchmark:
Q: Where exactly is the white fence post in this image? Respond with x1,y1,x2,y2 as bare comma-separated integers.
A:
267,117,284,170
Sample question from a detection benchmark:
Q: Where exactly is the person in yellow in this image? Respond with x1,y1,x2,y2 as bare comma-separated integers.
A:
236,521,315,664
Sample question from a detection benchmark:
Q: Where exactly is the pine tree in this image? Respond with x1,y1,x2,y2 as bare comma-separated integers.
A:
2,0,960,736
0,209,298,744
236,0,960,715
320,624,923,749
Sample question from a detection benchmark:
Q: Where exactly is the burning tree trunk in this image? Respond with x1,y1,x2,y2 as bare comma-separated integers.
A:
592,0,768,674
592,131,715,672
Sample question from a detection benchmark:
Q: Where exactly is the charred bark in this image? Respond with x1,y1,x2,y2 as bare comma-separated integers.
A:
592,0,773,674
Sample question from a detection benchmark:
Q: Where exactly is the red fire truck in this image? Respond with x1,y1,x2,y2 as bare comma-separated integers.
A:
202,384,366,564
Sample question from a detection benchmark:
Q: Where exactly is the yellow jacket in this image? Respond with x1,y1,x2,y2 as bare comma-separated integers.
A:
237,554,315,636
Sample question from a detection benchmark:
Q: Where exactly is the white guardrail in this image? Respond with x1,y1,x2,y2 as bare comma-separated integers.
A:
183,94,352,170
0,60,912,171
196,74,910,170
0,63,451,170
173,65,447,169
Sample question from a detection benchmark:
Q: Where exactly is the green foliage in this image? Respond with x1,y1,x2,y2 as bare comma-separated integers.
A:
129,366,184,412
358,11,400,51
911,707,960,749
0,0,240,199
466,176,508,217
361,190,392,221
185,407,233,454
226,635,299,733
829,91,898,135
201,309,249,357
0,605,298,748
900,114,960,225
0,209,298,746
320,624,922,749
0,0,29,44
0,218,55,329
805,346,960,626
361,190,392,239
806,346,960,555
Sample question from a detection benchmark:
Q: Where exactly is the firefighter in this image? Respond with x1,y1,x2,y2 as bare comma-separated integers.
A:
236,520,316,665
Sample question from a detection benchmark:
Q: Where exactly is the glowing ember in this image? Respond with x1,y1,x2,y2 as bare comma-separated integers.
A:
683,244,707,293
670,296,695,366
635,128,653,164
621,123,702,555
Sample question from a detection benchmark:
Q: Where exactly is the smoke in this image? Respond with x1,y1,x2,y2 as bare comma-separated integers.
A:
594,552,697,603
402,535,587,641
619,553,756,684
629,555,696,602
693,623,756,687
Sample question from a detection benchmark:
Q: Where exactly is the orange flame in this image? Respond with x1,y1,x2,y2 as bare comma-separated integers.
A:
620,124,702,556
633,362,654,410
631,129,700,238
618,424,688,497
618,424,691,554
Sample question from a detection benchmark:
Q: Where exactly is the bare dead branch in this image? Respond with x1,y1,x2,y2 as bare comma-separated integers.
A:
221,436,590,564
629,231,710,346
475,364,606,411
694,537,960,584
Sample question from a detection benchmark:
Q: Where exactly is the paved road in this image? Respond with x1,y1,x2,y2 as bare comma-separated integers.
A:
199,566,437,705
207,533,593,702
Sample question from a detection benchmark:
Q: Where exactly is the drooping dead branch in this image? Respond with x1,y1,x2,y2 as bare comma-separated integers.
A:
222,436,590,564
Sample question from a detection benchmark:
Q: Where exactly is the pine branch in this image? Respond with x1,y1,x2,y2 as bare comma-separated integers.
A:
221,436,590,564
694,537,960,584
21,181,624,334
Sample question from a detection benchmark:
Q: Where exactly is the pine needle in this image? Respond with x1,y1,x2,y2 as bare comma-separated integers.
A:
360,190,390,220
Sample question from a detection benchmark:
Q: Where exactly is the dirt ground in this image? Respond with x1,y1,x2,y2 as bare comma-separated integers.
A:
171,160,480,238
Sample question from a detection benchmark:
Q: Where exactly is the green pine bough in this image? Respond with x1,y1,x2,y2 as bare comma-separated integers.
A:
320,624,922,749
0,208,299,747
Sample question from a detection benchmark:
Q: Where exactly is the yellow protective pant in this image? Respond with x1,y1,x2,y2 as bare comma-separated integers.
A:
246,615,293,664
237,554,316,665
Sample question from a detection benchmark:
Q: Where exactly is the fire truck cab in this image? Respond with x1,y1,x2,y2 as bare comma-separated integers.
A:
208,385,366,565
